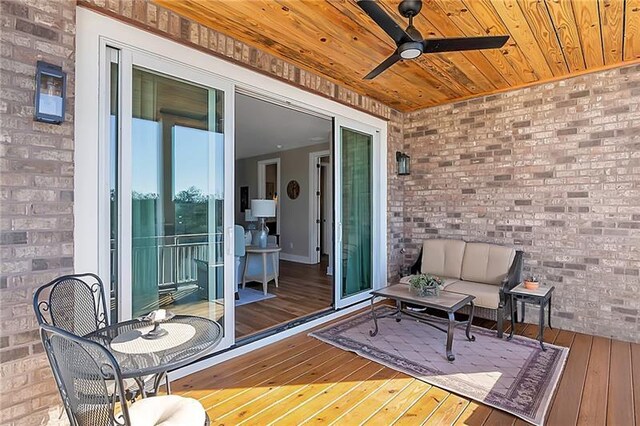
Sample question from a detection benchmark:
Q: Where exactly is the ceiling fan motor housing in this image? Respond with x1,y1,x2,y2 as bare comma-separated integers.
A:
398,0,422,18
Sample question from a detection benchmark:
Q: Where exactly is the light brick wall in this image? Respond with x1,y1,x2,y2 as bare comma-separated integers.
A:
0,0,75,424
402,63,640,342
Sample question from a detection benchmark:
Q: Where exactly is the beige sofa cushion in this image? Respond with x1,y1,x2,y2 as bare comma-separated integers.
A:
461,243,515,285
444,280,501,309
421,239,466,279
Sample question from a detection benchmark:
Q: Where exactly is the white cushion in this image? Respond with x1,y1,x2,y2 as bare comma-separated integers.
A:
128,395,206,426
421,239,466,279
445,280,501,309
461,243,515,286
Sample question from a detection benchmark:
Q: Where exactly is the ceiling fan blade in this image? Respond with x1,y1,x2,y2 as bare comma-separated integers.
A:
356,0,412,44
364,53,401,80
422,35,509,53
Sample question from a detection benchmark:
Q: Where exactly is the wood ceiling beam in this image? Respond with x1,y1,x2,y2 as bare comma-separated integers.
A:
600,0,625,64
572,0,605,68
490,0,556,79
623,0,640,60
461,0,538,83
544,0,587,72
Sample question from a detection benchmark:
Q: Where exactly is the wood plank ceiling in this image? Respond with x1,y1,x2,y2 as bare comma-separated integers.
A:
155,0,640,112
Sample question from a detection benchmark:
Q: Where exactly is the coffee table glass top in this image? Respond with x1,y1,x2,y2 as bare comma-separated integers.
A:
372,284,474,310
509,283,554,297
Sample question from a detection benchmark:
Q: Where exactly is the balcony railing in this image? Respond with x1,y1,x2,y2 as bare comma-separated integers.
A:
111,232,224,294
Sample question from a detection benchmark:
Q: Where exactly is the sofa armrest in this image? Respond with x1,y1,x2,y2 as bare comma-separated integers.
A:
499,250,524,302
409,247,423,275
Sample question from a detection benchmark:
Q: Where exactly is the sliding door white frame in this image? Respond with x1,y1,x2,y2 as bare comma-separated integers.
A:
333,118,385,308
75,6,387,365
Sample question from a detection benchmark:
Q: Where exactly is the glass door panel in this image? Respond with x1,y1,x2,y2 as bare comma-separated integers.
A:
335,121,377,308
130,66,226,323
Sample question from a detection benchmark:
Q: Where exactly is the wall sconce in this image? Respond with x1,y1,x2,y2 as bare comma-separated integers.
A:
35,61,66,124
396,151,410,175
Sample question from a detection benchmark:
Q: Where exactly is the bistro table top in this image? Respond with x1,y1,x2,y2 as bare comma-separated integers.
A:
85,315,222,378
372,284,475,313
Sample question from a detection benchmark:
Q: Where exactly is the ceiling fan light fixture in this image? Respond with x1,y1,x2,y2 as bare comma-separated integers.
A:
399,41,423,59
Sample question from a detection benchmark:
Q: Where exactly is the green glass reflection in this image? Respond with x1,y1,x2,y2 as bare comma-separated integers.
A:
341,127,373,298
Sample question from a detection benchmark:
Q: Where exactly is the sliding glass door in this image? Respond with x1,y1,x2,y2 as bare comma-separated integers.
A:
106,47,235,349
334,119,380,308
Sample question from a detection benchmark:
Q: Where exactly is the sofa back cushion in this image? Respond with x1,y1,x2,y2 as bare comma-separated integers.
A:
461,243,515,285
421,239,466,279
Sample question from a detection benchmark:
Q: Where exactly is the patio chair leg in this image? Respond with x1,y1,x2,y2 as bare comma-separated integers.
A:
165,374,171,394
496,304,504,339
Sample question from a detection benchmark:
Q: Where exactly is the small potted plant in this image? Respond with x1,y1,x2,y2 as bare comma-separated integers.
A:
408,273,444,297
523,276,540,290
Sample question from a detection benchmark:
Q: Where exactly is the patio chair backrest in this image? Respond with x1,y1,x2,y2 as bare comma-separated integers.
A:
34,273,109,336
40,324,131,426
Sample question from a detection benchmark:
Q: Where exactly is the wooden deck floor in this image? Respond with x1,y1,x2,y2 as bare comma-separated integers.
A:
173,311,640,425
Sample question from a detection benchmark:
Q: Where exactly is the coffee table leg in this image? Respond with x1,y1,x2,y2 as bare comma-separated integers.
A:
465,301,476,342
548,295,552,330
446,312,456,361
395,299,402,322
369,296,379,337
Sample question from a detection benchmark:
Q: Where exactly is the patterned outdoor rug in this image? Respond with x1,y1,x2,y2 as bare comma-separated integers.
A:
310,306,568,425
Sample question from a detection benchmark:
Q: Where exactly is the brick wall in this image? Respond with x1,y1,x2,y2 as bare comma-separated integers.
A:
402,63,640,342
0,0,75,424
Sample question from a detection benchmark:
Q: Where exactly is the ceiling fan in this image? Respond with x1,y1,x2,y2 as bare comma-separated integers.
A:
356,0,509,79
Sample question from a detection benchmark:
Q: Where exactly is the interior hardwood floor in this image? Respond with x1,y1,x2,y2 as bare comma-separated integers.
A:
172,307,639,425
165,258,333,340
236,258,333,339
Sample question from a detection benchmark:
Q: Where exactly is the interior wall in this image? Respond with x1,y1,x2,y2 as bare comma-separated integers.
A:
236,142,330,262
401,63,640,343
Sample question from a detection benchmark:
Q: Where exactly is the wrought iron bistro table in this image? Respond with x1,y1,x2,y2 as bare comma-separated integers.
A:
369,284,476,361
86,315,223,396
506,283,555,351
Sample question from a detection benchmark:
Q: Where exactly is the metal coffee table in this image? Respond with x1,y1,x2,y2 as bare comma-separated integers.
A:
369,284,476,361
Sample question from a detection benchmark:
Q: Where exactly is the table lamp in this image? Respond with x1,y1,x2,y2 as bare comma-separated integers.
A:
244,208,257,231
251,199,276,248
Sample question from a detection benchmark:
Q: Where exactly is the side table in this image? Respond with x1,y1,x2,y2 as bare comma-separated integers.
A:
506,283,554,350
242,245,281,295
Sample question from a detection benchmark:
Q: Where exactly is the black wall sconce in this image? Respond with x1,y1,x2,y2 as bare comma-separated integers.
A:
35,61,66,124
396,151,410,175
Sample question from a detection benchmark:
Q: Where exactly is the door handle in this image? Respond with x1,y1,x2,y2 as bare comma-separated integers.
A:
226,227,233,256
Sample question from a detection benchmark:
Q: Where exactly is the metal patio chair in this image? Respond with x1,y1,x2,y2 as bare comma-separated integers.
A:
33,273,109,336
40,324,210,426
33,273,154,398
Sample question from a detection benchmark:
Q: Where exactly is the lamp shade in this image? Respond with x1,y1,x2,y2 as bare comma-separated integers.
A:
244,209,256,222
251,199,276,218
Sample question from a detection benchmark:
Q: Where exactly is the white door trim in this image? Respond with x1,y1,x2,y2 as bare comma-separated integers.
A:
308,150,331,265
257,158,281,235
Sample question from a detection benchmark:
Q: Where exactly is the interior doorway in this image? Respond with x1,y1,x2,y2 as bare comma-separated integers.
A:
257,158,280,235
310,150,332,271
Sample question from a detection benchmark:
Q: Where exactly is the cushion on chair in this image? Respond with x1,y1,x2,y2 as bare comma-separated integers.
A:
421,239,466,279
444,280,501,309
460,243,515,286
128,395,206,426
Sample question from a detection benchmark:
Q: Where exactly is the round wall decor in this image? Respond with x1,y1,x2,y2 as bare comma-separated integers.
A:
287,180,300,200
